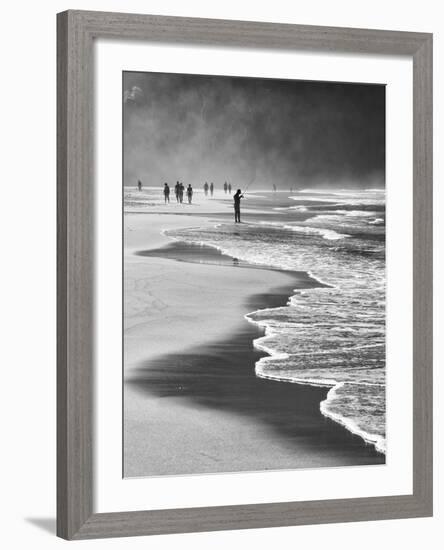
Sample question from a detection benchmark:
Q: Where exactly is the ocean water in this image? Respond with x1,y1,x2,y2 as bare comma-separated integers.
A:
165,188,386,454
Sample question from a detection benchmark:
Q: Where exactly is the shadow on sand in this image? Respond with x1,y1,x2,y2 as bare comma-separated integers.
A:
127,279,385,467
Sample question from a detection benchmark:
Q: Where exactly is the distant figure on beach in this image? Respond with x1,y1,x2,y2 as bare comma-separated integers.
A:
138,180,142,192
233,189,244,223
210,182,214,196
179,182,184,204
228,183,232,194
224,181,228,194
204,182,209,196
163,183,170,203
186,184,193,204
175,181,180,202
273,183,277,192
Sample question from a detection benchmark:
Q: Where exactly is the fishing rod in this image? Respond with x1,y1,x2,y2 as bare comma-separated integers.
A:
242,170,256,195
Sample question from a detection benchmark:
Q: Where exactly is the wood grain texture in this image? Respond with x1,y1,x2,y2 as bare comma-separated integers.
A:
56,10,433,540
70,9,429,54
57,10,94,540
56,11,69,539
412,35,433,514
72,493,430,540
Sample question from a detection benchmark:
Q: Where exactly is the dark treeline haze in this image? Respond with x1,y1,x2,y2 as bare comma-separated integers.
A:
123,71,385,189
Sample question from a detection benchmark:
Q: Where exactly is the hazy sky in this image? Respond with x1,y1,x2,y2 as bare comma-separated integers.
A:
123,71,385,189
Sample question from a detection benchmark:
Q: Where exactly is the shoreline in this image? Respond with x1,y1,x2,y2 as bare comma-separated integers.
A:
244,312,386,455
142,236,385,454
141,239,385,456
124,216,385,476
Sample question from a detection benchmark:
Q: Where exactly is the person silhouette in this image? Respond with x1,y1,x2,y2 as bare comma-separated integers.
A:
163,183,170,203
186,184,193,204
175,181,180,202
233,189,244,223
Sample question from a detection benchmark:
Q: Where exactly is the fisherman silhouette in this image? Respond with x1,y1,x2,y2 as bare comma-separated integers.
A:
228,183,232,194
233,189,244,223
138,180,142,192
210,182,214,197
163,183,170,203
204,182,209,196
179,182,184,204
224,182,228,194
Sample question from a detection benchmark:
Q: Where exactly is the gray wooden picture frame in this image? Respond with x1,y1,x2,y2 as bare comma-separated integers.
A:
57,9,433,540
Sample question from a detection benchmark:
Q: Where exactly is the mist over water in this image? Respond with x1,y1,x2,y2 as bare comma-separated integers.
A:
123,72,385,190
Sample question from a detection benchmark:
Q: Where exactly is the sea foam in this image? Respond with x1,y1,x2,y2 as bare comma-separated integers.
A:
165,188,386,454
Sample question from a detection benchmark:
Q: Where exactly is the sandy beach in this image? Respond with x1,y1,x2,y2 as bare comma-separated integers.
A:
123,193,384,477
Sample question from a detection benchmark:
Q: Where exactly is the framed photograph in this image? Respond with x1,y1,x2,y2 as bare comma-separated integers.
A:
57,10,433,540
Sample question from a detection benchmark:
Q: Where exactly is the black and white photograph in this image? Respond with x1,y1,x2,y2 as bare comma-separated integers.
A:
1,0,438,545
123,71,386,477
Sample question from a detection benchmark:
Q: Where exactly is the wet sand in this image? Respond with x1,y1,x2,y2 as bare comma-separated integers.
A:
124,213,384,477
